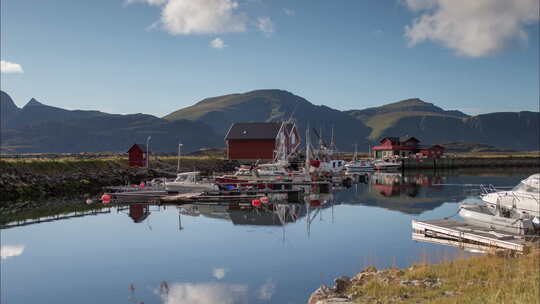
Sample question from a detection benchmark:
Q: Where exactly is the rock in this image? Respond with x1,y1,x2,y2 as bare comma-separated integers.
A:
334,276,351,293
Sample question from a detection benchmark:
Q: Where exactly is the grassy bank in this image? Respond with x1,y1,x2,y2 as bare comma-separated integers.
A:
312,249,540,303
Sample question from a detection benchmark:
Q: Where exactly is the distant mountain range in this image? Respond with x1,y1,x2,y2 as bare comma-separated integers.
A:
1,89,538,153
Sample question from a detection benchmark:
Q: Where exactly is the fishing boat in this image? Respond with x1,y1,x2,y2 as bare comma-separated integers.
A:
480,173,540,217
373,159,402,171
164,171,218,192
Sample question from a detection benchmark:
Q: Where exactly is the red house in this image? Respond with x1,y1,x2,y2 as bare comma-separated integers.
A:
127,143,147,167
372,136,444,159
225,121,301,161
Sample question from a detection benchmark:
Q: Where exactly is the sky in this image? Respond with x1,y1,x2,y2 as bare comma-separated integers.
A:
1,0,539,116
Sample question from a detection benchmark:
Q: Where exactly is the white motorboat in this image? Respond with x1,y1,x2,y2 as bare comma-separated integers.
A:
480,174,540,217
345,160,374,172
373,159,402,171
164,171,218,192
459,203,538,235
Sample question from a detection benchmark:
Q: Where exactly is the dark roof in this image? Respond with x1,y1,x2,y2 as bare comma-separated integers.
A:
225,122,283,140
128,143,147,152
399,136,420,143
380,136,420,144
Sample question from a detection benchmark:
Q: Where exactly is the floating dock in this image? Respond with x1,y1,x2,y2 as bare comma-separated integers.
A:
412,219,538,252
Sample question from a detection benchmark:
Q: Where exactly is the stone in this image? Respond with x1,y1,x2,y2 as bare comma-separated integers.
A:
334,276,351,293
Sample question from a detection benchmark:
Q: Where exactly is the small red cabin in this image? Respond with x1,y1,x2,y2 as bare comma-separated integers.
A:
419,144,445,158
372,136,444,159
127,143,147,167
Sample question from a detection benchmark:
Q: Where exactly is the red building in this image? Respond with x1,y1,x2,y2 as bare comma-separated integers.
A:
127,143,147,167
372,136,444,159
225,121,301,161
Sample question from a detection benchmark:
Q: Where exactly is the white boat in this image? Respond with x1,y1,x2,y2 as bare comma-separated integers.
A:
164,171,218,192
345,160,374,172
480,174,540,217
459,203,538,235
373,159,402,171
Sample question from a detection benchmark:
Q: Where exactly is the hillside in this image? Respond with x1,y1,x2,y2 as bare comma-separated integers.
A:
0,91,222,153
165,89,372,150
345,98,469,140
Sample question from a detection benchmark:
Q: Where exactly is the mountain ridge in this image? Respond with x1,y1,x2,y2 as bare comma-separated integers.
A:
1,89,538,152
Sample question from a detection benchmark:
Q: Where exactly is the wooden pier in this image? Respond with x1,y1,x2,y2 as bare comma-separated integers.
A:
412,219,538,252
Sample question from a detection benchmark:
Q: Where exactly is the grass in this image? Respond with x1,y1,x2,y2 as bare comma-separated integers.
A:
348,249,540,303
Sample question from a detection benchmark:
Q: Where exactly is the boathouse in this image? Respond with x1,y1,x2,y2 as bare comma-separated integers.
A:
127,143,147,167
225,121,301,161
372,136,444,159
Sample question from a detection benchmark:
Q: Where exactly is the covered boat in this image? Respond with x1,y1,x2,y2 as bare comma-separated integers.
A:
481,173,540,217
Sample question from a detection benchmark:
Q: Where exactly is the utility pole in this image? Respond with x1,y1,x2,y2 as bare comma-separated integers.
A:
177,141,183,173
146,136,151,168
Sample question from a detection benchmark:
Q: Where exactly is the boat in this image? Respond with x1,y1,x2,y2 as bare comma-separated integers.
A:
480,173,540,217
373,159,402,171
345,159,374,172
164,171,218,192
215,162,296,184
345,144,374,172
459,203,538,235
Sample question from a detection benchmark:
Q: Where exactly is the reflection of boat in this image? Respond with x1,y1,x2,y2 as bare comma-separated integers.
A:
165,172,218,192
481,174,540,217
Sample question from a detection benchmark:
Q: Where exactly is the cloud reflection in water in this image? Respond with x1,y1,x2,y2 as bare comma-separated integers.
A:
159,282,248,304
1,245,25,260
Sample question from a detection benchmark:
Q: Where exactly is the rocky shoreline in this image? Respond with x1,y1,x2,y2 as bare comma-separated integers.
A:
307,249,539,304
0,157,237,203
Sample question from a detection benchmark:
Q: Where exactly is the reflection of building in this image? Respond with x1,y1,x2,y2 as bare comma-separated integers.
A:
372,136,444,159
129,204,151,223
225,122,300,161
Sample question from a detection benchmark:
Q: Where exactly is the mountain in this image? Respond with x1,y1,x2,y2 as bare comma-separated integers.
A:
2,90,539,153
1,91,21,128
345,98,469,140
0,91,222,153
164,89,372,150
5,98,107,129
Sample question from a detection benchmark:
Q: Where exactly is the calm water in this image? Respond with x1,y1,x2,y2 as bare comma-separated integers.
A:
1,170,534,304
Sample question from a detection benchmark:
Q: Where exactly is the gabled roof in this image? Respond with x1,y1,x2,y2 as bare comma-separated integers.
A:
225,122,283,140
379,136,420,144
128,143,147,152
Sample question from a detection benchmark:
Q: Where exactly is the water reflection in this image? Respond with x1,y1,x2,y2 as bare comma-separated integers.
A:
340,172,453,214
0,245,25,260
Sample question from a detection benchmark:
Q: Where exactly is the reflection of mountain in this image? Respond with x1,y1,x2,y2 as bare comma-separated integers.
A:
337,172,456,214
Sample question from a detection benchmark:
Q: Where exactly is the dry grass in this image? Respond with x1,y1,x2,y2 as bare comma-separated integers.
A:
350,249,540,304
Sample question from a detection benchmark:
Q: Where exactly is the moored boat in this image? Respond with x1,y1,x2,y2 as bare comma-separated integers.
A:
164,171,218,192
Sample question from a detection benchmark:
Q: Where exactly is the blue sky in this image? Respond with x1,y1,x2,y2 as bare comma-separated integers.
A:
1,0,539,116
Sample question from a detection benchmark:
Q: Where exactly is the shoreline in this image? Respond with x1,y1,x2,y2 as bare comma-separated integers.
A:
308,249,539,304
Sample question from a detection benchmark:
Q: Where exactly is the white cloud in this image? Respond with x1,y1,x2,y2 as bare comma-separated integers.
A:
1,60,24,74
210,37,227,49
403,0,540,57
154,0,247,35
283,8,295,16
159,282,248,304
212,267,227,279
257,279,276,301
1,245,25,260
125,0,167,5
256,16,274,35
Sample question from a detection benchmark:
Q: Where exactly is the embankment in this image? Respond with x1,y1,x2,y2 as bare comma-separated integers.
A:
0,157,237,203
403,156,540,170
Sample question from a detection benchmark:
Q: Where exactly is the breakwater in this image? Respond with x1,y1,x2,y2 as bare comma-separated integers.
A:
0,157,237,203
403,157,540,170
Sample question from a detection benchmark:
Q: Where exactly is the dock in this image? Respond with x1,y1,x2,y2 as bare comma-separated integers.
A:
412,219,539,252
